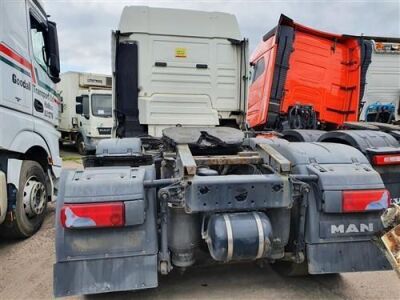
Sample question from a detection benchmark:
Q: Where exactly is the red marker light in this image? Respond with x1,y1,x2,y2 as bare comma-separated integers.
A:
342,189,390,213
372,154,400,166
60,202,125,228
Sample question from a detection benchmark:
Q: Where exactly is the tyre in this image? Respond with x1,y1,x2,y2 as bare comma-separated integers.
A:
0,161,48,238
76,135,87,155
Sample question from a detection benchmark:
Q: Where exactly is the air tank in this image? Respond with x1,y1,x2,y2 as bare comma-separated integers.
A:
205,212,273,262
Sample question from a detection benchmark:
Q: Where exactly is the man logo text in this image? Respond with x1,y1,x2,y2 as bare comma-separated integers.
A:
331,223,374,234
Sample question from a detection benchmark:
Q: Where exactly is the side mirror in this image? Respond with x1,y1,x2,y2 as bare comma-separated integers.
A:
45,21,60,83
76,103,83,114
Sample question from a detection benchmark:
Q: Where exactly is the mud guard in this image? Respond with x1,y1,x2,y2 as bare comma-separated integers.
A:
281,129,327,142
318,130,399,151
318,130,400,205
53,165,158,297
262,140,393,273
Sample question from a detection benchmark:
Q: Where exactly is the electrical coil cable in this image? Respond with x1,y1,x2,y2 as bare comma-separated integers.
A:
288,105,317,129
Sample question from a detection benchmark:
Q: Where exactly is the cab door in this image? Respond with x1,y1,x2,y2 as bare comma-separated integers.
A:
246,36,277,128
247,57,266,127
77,94,91,136
27,2,59,126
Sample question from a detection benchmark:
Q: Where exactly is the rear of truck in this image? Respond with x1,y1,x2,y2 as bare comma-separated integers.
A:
54,127,392,297
247,14,369,130
53,7,394,298
359,39,400,123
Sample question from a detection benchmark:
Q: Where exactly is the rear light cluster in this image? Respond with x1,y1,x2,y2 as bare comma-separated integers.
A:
60,202,125,229
372,154,400,166
342,189,390,213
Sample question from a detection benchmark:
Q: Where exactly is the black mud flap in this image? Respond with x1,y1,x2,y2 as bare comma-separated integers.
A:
54,255,158,297
307,241,391,274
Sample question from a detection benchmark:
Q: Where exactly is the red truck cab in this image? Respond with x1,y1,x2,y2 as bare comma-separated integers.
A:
247,15,369,130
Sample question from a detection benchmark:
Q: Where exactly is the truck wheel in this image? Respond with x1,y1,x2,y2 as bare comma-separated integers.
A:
0,161,48,238
76,135,87,155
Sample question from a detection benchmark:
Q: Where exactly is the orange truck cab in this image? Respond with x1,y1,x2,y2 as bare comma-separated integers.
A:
247,15,371,130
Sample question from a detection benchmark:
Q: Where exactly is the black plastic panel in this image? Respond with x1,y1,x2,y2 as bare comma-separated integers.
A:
359,39,373,102
307,241,391,274
266,25,295,127
115,41,145,137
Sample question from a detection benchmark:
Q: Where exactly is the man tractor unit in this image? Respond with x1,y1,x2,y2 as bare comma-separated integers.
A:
57,72,113,155
0,0,61,238
54,7,397,297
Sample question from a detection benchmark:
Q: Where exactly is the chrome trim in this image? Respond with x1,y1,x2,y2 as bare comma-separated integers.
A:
223,214,234,261
253,212,265,259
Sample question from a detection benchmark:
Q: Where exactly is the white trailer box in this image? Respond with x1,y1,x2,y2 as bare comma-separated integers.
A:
112,6,248,137
360,39,400,123
57,72,113,154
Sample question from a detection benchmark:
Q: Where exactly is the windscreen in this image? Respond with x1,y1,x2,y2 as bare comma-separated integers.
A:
91,94,112,117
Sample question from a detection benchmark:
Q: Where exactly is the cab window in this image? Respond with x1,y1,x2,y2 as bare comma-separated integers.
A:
91,94,112,117
82,95,90,118
30,15,47,71
251,57,265,83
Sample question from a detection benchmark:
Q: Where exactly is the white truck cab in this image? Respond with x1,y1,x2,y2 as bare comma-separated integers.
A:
0,0,61,238
112,6,248,137
57,72,113,155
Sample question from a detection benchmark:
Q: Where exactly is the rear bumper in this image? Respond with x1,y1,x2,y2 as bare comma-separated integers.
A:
307,241,392,274
53,254,158,297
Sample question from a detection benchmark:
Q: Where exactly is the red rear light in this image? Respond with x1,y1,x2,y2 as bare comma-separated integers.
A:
342,189,390,213
372,154,400,166
60,202,125,228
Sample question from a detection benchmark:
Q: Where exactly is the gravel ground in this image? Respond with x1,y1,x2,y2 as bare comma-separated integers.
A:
0,149,399,299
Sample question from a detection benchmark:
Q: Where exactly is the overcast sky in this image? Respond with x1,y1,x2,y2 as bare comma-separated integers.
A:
43,0,400,75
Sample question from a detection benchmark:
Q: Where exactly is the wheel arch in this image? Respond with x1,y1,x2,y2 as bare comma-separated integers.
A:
8,130,61,175
9,130,52,160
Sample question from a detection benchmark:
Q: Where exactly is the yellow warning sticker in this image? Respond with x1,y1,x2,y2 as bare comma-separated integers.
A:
175,47,187,58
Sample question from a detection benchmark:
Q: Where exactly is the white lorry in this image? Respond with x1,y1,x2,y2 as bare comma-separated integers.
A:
0,0,61,238
112,6,248,137
53,7,398,297
360,38,400,123
57,72,113,155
